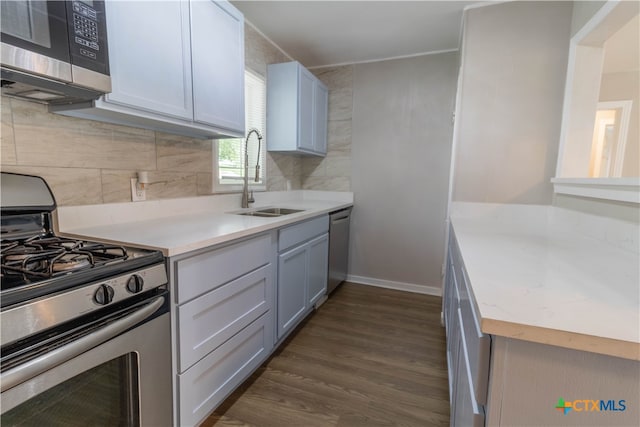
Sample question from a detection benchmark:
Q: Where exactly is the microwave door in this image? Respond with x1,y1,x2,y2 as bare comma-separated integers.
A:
1,0,72,82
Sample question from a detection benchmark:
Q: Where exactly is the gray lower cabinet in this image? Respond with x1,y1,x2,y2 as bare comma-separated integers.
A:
277,216,329,339
167,215,331,425
52,0,244,139
444,228,489,427
446,224,640,426
169,233,276,426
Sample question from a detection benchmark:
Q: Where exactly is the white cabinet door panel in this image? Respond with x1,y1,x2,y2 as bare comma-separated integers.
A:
277,245,308,338
191,0,245,132
298,67,315,152
307,233,329,306
104,0,193,119
313,83,328,154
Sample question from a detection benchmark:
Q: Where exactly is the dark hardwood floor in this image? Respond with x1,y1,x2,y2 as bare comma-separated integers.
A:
202,282,450,426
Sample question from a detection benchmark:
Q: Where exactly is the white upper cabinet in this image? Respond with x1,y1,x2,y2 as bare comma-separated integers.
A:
191,0,244,131
104,0,193,120
52,0,245,139
266,61,328,156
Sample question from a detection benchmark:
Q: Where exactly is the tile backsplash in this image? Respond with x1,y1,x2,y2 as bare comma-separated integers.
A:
0,24,351,206
303,65,353,192
1,95,217,205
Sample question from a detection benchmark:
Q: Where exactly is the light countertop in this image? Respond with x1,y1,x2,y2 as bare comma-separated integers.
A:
450,202,640,361
57,191,353,257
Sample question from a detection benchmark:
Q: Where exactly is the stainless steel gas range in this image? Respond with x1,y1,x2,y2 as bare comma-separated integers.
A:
0,172,172,426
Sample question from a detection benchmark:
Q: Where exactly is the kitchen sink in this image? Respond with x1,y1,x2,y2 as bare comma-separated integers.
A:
237,208,304,217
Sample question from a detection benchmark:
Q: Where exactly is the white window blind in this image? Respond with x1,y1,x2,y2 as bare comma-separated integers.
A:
214,70,266,192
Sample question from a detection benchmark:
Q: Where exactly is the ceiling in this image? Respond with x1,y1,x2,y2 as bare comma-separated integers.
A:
231,1,482,68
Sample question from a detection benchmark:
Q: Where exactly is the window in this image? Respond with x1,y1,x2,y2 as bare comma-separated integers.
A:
213,70,266,192
552,1,639,203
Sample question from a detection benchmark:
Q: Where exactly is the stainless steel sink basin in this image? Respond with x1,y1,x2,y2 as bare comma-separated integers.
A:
256,208,303,215
237,207,304,217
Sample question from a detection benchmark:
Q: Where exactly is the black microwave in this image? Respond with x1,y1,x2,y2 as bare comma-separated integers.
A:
0,0,111,104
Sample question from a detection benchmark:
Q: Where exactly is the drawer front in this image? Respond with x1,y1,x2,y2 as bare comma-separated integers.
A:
177,265,272,372
175,233,271,304
455,308,486,427
278,215,329,251
444,248,458,337
458,267,490,406
178,313,273,426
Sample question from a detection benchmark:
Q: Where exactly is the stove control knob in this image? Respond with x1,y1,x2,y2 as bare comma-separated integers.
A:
94,284,115,305
126,274,144,294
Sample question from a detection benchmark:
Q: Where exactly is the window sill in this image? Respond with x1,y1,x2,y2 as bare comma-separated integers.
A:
551,177,640,204
211,184,267,195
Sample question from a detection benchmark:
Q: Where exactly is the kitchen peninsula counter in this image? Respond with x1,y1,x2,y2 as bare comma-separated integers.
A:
450,202,639,361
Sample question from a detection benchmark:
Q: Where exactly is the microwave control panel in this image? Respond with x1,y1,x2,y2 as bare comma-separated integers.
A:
66,1,109,74
72,2,99,53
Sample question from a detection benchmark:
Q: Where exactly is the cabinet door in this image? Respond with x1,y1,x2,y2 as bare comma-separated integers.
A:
307,233,329,306
278,245,308,338
313,83,328,154
191,0,245,132
297,67,315,152
104,0,193,120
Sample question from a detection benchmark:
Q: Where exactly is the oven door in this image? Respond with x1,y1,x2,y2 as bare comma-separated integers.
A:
0,297,172,427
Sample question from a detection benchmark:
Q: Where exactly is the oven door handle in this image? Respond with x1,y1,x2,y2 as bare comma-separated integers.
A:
0,296,165,393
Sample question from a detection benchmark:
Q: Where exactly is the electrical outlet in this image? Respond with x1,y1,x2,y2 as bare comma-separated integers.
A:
130,178,146,202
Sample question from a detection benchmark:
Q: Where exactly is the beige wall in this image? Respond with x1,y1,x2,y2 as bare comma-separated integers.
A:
350,52,458,291
0,23,301,206
599,71,640,177
452,1,573,204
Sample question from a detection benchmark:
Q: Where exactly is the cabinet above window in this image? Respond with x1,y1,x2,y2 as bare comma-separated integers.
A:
51,0,245,140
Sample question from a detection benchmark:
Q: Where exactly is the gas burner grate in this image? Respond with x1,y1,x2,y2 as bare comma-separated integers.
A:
1,236,129,281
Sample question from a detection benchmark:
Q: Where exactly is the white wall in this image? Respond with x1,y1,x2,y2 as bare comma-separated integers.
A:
349,53,458,294
452,1,573,204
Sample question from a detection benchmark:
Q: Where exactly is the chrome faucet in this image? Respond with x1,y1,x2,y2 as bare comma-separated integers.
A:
241,128,262,208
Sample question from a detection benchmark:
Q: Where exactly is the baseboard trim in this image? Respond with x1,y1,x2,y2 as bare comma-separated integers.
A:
346,275,442,296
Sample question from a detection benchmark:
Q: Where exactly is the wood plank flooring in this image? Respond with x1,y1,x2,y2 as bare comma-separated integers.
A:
202,282,450,426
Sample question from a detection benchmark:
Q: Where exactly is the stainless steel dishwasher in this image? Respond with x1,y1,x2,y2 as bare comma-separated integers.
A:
328,207,352,294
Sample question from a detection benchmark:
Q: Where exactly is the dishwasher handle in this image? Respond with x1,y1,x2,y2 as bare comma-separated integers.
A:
330,208,352,222
331,215,351,225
